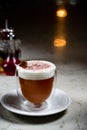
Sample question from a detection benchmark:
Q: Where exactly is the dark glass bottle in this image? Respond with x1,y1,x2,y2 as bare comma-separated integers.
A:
0,20,16,66
0,20,21,74
0,20,15,40
3,37,20,75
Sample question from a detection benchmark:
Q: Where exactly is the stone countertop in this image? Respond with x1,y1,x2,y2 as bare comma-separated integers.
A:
0,61,87,130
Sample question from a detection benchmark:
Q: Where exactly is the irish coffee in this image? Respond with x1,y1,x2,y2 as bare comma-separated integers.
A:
17,60,56,105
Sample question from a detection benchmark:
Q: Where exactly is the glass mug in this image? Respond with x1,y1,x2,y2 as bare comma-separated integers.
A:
16,60,56,111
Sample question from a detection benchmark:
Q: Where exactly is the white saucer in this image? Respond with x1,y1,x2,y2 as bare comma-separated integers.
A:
0,89,72,116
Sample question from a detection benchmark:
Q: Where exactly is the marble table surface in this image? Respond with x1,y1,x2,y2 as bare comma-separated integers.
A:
0,61,87,130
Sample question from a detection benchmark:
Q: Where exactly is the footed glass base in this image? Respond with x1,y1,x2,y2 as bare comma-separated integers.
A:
18,99,48,111
21,100,48,111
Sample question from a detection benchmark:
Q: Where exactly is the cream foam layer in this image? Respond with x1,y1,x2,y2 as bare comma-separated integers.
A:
17,60,56,80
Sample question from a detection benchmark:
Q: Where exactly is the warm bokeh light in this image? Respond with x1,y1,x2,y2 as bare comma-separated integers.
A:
56,9,67,17
53,38,67,47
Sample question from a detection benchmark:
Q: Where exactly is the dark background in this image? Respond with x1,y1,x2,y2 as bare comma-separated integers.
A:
0,0,87,63
0,0,87,46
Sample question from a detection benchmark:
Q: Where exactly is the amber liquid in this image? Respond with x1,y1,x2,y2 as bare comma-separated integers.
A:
19,77,54,104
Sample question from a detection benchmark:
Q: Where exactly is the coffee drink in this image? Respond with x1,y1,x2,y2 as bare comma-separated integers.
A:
17,60,56,105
